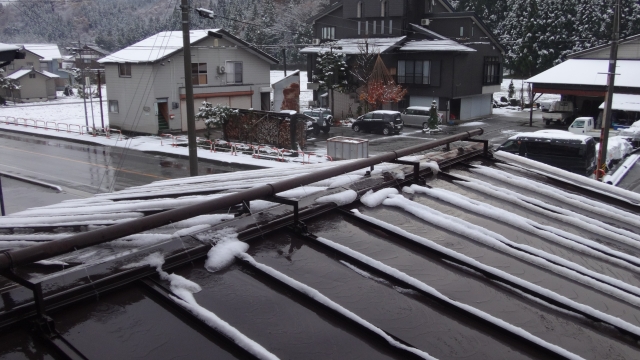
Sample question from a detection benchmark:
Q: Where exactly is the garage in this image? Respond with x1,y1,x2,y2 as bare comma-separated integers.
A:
460,94,492,120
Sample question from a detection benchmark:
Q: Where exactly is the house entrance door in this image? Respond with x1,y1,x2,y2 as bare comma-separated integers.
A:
156,98,169,133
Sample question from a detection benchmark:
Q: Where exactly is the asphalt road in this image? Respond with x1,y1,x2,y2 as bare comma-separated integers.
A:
0,109,567,214
0,132,258,214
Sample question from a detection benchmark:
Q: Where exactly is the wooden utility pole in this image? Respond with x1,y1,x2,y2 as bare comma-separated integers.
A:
97,70,105,129
596,0,621,180
181,0,199,176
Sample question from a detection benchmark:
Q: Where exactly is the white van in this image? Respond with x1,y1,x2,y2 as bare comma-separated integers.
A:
401,106,443,129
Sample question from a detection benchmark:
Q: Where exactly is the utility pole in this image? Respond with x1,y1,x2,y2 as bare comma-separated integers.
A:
181,0,199,176
97,70,105,129
0,176,5,216
282,48,287,77
88,75,96,133
596,0,621,181
80,42,88,127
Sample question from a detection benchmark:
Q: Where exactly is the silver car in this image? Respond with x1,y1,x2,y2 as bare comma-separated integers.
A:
401,106,443,130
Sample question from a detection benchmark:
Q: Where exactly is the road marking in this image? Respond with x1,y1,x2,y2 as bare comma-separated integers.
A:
0,145,170,180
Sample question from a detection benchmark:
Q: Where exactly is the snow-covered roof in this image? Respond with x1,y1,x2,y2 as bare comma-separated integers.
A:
599,94,640,112
6,69,31,80
99,30,218,63
99,29,278,65
527,59,640,89
0,43,20,52
408,24,448,40
6,68,59,80
300,37,406,55
400,39,476,52
19,44,62,61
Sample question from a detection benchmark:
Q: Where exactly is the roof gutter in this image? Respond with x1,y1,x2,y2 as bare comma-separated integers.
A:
0,129,483,270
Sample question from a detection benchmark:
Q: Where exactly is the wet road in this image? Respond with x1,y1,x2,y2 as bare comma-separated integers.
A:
0,131,260,213
306,110,556,155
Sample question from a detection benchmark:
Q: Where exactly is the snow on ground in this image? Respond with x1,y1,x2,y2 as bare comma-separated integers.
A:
495,78,561,104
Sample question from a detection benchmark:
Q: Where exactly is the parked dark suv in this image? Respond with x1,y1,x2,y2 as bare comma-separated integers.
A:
352,111,404,135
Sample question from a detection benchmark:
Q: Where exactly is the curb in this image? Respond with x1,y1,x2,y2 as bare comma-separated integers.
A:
0,171,62,192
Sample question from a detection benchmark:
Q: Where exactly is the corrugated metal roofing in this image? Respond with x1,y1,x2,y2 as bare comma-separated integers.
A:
2,144,640,359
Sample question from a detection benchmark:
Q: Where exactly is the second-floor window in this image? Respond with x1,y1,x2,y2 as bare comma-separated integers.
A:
357,1,363,18
381,0,388,17
118,63,131,77
192,63,207,85
483,57,500,85
226,61,243,84
29,73,36,79
398,60,431,85
109,100,119,113
321,27,335,40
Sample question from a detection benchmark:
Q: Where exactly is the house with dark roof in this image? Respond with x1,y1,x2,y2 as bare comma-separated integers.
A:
301,0,504,122
98,29,278,135
72,44,110,70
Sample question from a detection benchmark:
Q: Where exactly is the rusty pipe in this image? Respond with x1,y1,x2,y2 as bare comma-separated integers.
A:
0,129,483,270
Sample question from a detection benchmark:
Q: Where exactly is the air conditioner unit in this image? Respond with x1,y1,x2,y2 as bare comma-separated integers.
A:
217,65,226,74
312,38,321,45
421,19,430,26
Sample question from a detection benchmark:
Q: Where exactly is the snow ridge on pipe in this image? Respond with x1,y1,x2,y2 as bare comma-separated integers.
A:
237,253,437,360
371,199,640,338
494,151,640,205
122,253,280,360
470,165,640,228
454,174,640,250
384,192,640,308
312,233,585,360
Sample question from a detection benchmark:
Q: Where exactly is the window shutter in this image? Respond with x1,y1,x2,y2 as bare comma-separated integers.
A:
430,60,441,87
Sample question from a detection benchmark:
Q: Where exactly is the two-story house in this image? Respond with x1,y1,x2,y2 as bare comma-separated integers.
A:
301,0,505,122
98,29,278,135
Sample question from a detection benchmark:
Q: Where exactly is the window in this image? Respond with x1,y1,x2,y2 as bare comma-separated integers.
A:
358,21,361,35
381,0,388,17
321,27,335,39
109,100,119,113
483,57,500,85
84,59,91,64
425,0,433,13
366,21,369,35
226,61,243,84
389,20,392,34
118,63,131,77
26,62,34,67
357,1,363,18
191,63,207,85
381,20,385,34
29,73,36,79
460,27,464,37
398,60,431,84
373,20,377,35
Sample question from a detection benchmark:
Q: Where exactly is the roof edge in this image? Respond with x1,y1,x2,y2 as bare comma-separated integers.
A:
566,33,640,59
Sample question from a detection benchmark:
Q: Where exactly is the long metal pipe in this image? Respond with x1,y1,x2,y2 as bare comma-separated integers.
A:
0,129,482,270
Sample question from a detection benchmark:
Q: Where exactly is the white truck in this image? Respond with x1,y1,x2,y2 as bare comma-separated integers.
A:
542,101,575,126
568,117,619,139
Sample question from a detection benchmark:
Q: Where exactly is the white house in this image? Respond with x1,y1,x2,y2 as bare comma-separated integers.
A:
98,29,278,134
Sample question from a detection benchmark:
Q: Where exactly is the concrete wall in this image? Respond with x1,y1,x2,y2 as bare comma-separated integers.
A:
104,35,273,134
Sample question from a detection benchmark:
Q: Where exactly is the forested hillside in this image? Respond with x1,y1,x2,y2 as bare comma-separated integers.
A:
1,0,639,74
454,0,640,76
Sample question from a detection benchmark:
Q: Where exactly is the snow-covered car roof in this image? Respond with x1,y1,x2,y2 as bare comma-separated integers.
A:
406,106,435,111
507,130,593,143
369,110,401,114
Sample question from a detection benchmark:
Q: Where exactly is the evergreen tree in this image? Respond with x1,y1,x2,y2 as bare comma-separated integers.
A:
313,50,349,115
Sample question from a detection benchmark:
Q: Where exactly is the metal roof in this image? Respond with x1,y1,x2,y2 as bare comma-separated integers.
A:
526,59,640,89
300,37,406,55
2,135,640,359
